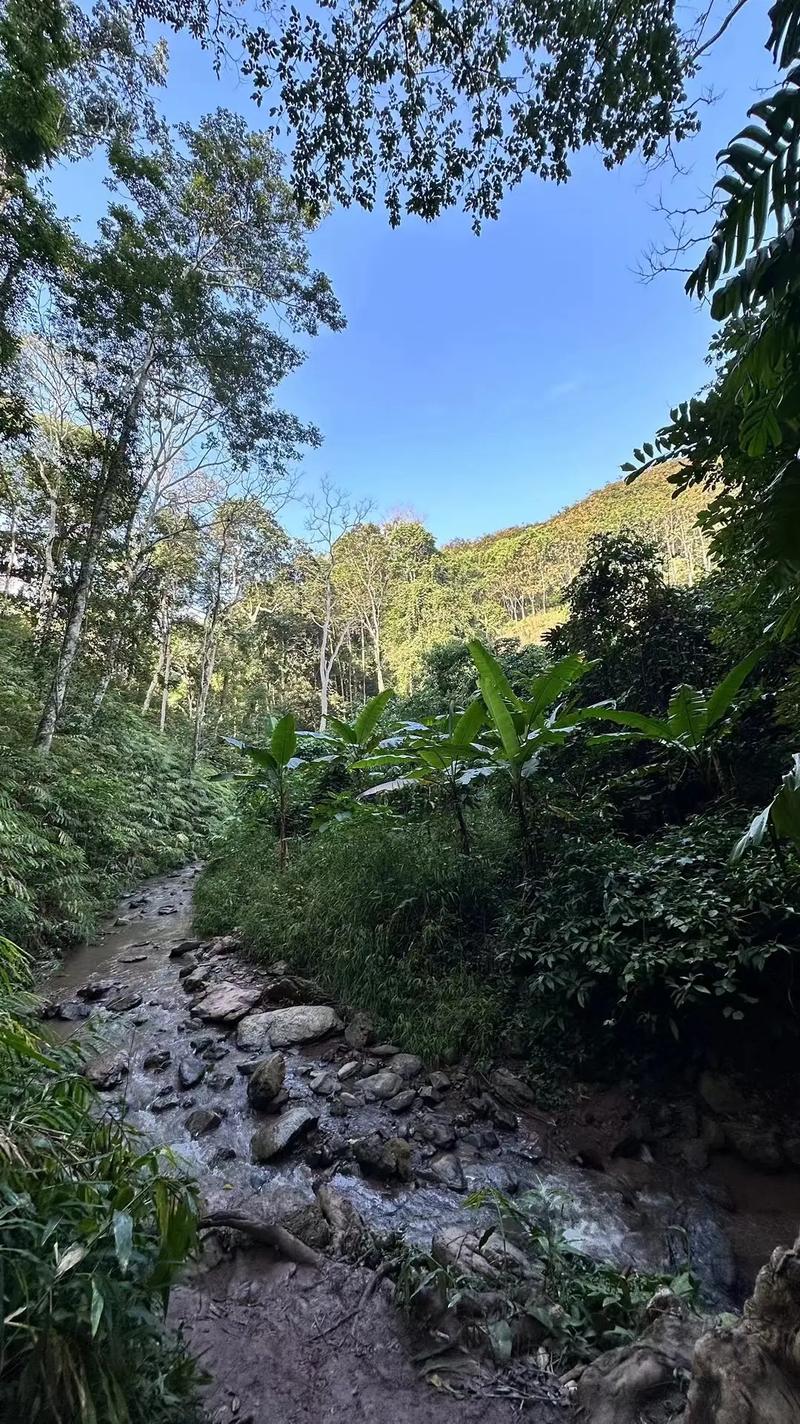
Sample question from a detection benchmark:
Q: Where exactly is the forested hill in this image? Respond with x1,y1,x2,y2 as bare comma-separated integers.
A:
446,463,709,641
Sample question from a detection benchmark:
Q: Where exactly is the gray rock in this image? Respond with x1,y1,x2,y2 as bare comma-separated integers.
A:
107,990,143,1013
344,1013,374,1050
251,1106,318,1161
181,970,208,994
698,1070,741,1116
236,1012,273,1052
340,1091,362,1108
418,1085,441,1106
206,1070,235,1092
490,1068,537,1106
78,977,120,1001
309,1070,338,1096
177,958,198,978
391,1053,423,1080
45,998,90,1021
258,1004,342,1048
372,1043,401,1057
353,1133,412,1181
727,1122,783,1171
185,1108,222,1137
387,1088,416,1113
247,1053,286,1108
119,953,148,964
178,1057,205,1089
337,1060,360,1081
429,1151,466,1190
170,939,201,958
84,1051,128,1090
142,1047,171,1072
150,1095,179,1113
429,1071,451,1092
210,1146,237,1167
193,984,262,1023
363,1070,402,1101
415,1119,456,1149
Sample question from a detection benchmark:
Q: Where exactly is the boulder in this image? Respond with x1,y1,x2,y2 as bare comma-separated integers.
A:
185,1108,222,1137
429,1071,451,1092
726,1122,783,1172
142,1047,171,1072
344,1013,375,1050
77,977,120,1001
84,1051,128,1090
429,1151,466,1190
251,1106,318,1162
107,990,143,1013
247,1053,286,1108
150,1094,179,1113
353,1133,412,1181
236,1012,273,1052
181,970,208,994
698,1070,741,1117
576,1313,705,1424
372,1043,401,1057
193,984,262,1023
170,939,201,958
362,1070,402,1101
387,1088,416,1113
391,1053,423,1080
178,1056,205,1089
340,1091,362,1108
259,1004,342,1047
206,1070,235,1092
177,958,198,978
309,1070,338,1096
432,1226,498,1279
337,1060,360,1081
490,1067,538,1106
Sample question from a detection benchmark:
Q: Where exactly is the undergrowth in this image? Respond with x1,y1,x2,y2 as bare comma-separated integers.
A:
0,615,227,953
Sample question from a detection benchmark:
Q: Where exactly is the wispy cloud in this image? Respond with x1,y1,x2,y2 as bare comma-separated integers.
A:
544,378,582,402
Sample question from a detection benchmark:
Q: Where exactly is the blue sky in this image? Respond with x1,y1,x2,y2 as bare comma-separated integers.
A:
52,2,774,542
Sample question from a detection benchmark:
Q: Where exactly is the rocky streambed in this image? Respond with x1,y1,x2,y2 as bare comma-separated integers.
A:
40,866,800,1422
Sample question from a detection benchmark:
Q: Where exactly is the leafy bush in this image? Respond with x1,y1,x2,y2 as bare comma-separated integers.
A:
0,615,226,952
0,936,201,1423
195,807,514,1060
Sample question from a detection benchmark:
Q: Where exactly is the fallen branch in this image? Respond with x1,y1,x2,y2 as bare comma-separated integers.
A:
199,1211,324,1269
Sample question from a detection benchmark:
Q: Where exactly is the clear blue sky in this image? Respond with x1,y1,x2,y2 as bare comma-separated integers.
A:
51,1,774,542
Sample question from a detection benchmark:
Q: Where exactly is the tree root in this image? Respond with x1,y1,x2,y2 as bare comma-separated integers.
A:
199,1211,324,1269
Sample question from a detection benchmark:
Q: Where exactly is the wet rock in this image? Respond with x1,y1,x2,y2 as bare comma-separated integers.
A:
340,1091,362,1108
372,1043,401,1057
266,974,326,1005
210,1146,236,1167
304,1128,349,1168
107,990,143,1013
235,1013,272,1052
337,1060,360,1081
251,1105,318,1162
150,1095,179,1113
726,1122,783,1171
84,1051,128,1090
78,977,120,1001
158,905,178,915
418,1085,442,1106
206,1070,235,1092
344,1013,374,1050
329,1100,348,1118
358,1061,378,1078
432,1227,498,1279
415,1119,456,1150
391,1053,423,1080
202,1043,229,1062
143,1047,171,1072
698,1070,740,1117
259,1004,342,1048
185,1108,222,1137
170,939,201,958
120,953,148,964
387,1088,416,1113
363,1070,402,1101
490,1067,538,1106
316,1184,366,1258
209,932,243,955
178,1057,206,1089
43,997,90,1021
177,958,199,978
309,1070,338,1096
679,1138,710,1172
247,1053,286,1109
429,1071,451,1092
193,984,262,1024
429,1151,466,1190
181,969,208,994
353,1133,412,1181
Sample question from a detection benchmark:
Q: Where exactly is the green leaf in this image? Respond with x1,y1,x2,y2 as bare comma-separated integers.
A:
326,716,358,745
452,698,485,746
113,1211,133,1274
667,685,708,747
705,645,764,728
270,713,297,767
354,689,394,745
526,655,591,720
90,1279,105,1338
585,707,672,739
54,1242,88,1278
467,639,522,708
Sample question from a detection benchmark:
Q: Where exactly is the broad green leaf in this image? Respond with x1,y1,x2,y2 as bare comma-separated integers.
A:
241,745,279,773
270,713,297,767
359,774,420,798
90,1279,105,1337
585,707,672,739
354,689,394,745
468,639,523,709
478,672,521,761
667,685,708,748
326,716,358,745
452,698,485,746
732,805,771,860
351,753,415,770
113,1211,133,1274
705,645,764,728
525,655,593,721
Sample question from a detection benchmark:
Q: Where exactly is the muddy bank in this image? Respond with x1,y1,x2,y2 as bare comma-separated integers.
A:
39,866,800,1419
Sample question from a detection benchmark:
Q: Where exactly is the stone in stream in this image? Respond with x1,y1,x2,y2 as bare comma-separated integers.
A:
235,1012,273,1052
353,1133,412,1181
181,970,208,994
251,1106,318,1162
119,953,149,964
185,1108,222,1137
387,1088,416,1113
142,1047,171,1072
107,990,143,1013
340,1092,362,1108
390,1053,423,1081
337,1060,360,1081
42,998,90,1021
78,977,120,1001
344,1012,375,1050
170,939,201,958
414,1119,456,1150
84,1051,128,1090
246,1053,286,1108
429,1151,466,1190
178,1057,206,1089
158,905,178,915
259,1004,342,1048
193,983,262,1024
417,1085,442,1106
309,1070,338,1097
372,1043,401,1058
177,958,198,978
150,1095,180,1113
363,1070,402,1102
206,1070,235,1092
429,1071,451,1092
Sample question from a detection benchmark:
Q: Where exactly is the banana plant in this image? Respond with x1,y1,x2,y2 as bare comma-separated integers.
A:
467,640,597,870
733,754,800,864
225,712,300,869
585,645,765,786
316,689,397,761
353,698,487,854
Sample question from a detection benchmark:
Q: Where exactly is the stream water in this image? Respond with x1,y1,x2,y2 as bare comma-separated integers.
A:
41,865,779,1307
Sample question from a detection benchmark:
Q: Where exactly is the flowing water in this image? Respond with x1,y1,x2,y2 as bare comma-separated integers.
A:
40,865,786,1307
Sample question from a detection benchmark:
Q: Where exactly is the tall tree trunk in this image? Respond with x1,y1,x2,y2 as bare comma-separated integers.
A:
2,503,17,594
34,343,155,755
193,621,217,765
372,626,385,693
35,491,60,650
159,629,172,735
